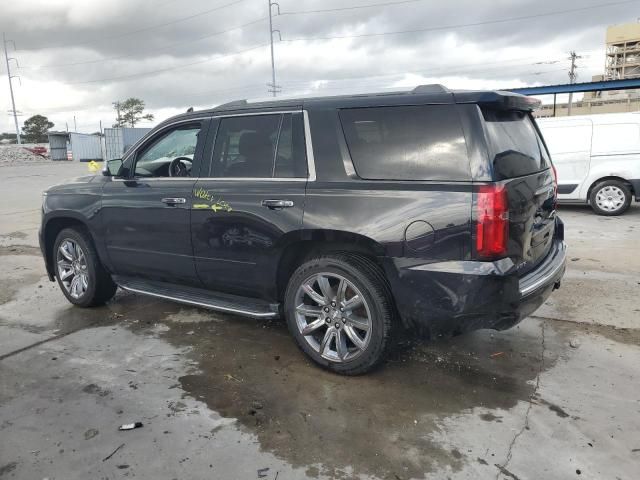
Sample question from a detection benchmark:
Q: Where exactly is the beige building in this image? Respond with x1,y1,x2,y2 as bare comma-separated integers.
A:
537,22,640,117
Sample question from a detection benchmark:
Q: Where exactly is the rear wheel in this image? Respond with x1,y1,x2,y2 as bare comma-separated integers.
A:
284,253,394,375
53,228,117,307
589,180,632,216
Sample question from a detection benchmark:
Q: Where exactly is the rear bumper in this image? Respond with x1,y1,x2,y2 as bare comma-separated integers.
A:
385,230,566,336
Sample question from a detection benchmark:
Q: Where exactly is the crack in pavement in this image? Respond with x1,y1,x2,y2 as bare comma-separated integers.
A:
494,320,546,480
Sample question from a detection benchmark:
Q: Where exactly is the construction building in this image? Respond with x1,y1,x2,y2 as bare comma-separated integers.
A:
538,22,640,117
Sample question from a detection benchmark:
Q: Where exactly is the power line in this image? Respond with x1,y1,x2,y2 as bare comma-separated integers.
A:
282,0,640,42
21,17,268,69
275,48,605,88
21,0,249,52
280,0,428,15
67,43,269,85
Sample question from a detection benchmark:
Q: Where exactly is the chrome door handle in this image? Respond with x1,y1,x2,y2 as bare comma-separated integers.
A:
261,199,294,209
162,197,186,205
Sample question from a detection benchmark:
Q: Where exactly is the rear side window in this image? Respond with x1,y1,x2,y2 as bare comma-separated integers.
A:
210,113,307,178
339,105,470,181
482,109,550,179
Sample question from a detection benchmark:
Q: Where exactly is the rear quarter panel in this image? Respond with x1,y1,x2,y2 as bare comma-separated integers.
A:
302,106,473,262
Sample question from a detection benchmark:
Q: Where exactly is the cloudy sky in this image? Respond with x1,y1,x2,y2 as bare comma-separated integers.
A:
0,0,636,134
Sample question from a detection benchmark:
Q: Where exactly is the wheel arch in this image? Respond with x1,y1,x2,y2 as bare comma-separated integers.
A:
274,229,386,302
587,176,635,201
43,215,93,280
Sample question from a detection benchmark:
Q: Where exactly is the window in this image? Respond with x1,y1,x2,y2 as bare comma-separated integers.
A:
274,114,308,178
482,109,550,180
339,105,469,181
210,113,307,178
134,126,201,177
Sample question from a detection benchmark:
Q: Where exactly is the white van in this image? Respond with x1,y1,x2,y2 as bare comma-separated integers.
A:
537,112,640,215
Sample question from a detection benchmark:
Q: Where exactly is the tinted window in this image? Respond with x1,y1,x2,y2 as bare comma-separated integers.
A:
483,109,550,180
274,113,307,178
210,113,307,178
135,126,200,177
339,105,469,181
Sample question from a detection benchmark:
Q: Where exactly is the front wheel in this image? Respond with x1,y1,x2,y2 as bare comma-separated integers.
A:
589,180,632,216
53,228,117,307
284,254,394,375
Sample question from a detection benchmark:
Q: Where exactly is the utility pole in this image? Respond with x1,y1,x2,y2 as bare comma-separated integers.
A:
567,51,581,116
267,1,281,97
3,32,21,144
112,101,121,127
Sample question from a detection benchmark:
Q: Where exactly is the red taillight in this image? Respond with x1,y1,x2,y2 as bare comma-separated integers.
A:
476,184,509,259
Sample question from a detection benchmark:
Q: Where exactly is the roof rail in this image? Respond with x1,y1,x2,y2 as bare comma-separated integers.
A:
412,84,450,94
216,99,248,109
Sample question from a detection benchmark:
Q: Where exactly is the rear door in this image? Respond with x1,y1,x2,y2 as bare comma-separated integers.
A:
191,111,308,299
536,119,592,199
481,108,557,273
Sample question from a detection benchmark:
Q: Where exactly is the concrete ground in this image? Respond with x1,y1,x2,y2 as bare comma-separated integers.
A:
0,162,638,480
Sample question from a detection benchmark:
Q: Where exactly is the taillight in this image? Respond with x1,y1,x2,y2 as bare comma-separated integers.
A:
476,184,509,259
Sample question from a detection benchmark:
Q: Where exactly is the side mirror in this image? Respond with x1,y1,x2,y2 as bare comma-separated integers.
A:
103,158,123,177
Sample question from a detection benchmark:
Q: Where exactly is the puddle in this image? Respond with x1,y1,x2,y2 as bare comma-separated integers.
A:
125,303,565,479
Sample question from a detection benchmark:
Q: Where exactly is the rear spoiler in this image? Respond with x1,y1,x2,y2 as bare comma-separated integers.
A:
453,90,541,111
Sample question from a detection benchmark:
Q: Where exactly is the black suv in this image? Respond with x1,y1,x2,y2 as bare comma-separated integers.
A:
40,85,566,374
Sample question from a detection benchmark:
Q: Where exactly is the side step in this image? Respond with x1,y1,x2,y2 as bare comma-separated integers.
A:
114,276,280,319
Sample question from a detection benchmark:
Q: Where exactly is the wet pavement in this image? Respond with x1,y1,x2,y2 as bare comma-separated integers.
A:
1,163,639,479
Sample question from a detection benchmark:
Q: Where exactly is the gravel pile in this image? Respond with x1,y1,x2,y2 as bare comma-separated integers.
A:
0,144,52,167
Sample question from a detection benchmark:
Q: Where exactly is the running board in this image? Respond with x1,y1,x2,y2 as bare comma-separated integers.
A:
114,277,280,319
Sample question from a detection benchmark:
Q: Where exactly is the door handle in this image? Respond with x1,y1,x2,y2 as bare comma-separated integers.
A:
261,199,294,209
162,197,187,205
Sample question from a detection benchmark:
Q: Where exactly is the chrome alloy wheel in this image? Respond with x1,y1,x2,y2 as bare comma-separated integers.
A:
595,185,626,212
294,273,372,362
56,239,89,299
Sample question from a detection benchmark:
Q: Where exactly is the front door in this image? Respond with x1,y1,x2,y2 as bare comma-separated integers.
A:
101,118,211,286
192,112,308,299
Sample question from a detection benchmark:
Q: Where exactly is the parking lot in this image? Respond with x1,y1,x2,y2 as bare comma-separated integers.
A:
1,161,639,479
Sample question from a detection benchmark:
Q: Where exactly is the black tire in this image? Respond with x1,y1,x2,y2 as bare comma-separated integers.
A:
53,227,117,307
284,253,394,375
589,179,632,216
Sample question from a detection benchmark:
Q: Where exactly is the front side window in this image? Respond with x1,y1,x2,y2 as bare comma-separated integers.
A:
210,113,307,178
134,125,201,178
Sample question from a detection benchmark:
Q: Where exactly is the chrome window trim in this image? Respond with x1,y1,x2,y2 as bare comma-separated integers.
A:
303,110,317,181
118,109,316,182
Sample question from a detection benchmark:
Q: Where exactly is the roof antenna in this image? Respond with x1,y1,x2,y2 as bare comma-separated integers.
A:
186,107,194,113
